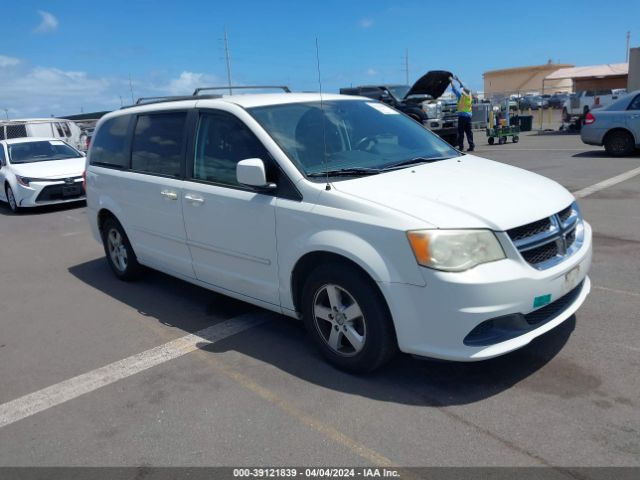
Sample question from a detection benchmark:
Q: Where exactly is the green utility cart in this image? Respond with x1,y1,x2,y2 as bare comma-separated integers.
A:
486,125,520,145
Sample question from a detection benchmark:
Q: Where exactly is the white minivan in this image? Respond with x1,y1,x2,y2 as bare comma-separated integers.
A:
86,92,592,372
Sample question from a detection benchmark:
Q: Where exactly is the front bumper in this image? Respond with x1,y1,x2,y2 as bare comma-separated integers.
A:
380,221,592,361
14,179,85,207
423,119,457,136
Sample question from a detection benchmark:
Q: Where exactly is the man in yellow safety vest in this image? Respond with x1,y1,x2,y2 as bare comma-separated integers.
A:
450,76,474,152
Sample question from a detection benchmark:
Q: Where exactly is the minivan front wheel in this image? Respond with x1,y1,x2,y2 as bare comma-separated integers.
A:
301,263,397,373
101,217,142,281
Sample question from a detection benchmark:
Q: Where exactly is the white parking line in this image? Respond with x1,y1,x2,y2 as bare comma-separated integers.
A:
573,166,640,199
0,312,269,429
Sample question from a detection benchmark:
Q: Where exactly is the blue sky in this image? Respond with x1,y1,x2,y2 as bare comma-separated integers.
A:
2,0,639,117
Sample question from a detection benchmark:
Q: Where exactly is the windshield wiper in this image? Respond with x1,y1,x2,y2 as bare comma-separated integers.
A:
307,167,382,178
382,156,454,171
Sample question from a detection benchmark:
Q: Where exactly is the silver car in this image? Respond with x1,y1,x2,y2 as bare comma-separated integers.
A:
581,90,640,156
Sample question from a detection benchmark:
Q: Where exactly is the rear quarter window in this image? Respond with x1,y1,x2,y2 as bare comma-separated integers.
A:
89,115,132,168
130,112,186,177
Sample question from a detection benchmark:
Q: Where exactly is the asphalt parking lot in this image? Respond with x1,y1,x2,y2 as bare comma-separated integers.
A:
0,132,639,469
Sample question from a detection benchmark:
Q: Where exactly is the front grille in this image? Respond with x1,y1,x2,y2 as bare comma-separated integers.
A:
508,217,552,241
35,180,84,202
558,205,573,223
521,242,558,264
507,203,583,270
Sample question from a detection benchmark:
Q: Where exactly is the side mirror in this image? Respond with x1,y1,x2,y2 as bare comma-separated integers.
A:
236,158,276,190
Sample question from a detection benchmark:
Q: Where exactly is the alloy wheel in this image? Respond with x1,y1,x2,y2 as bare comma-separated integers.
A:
6,187,17,212
312,284,367,357
107,228,128,272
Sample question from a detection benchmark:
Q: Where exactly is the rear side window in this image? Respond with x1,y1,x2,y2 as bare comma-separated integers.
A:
628,95,640,111
131,112,186,177
62,122,72,137
90,115,132,168
0,145,5,164
54,123,64,137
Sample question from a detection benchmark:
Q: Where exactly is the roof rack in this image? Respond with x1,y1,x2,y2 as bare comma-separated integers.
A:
193,85,291,95
121,85,292,110
126,94,222,108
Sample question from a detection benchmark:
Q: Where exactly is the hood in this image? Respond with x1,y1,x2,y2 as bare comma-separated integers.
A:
404,70,453,100
331,156,574,231
10,157,85,179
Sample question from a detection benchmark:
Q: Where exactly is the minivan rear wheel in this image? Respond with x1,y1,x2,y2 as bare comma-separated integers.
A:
101,217,143,281
301,263,397,373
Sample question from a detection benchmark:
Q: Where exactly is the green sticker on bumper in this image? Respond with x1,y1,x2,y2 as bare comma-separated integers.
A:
533,294,552,308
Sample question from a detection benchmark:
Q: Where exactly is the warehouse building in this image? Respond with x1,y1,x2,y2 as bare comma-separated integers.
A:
544,63,629,92
483,62,574,96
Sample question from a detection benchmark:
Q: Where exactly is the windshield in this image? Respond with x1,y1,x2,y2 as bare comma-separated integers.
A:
248,100,460,178
386,86,410,100
8,140,82,164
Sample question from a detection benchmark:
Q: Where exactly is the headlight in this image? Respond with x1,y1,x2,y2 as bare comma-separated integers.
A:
15,176,52,186
407,229,506,272
15,175,32,187
422,103,438,119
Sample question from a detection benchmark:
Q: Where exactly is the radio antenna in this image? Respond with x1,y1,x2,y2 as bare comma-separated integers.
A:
315,37,330,191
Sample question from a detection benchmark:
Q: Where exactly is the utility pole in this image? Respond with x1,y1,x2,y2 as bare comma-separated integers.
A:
3,108,9,120
626,31,631,63
224,29,233,95
404,48,409,84
128,74,135,104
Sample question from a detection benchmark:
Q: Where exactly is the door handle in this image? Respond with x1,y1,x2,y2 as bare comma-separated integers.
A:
184,194,205,205
160,190,178,200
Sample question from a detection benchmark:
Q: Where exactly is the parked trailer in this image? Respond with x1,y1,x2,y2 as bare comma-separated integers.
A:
0,118,83,151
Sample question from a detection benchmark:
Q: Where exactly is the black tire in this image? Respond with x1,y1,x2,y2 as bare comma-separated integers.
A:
301,263,397,373
101,217,143,281
488,137,495,145
5,185,20,213
513,136,519,143
604,130,635,157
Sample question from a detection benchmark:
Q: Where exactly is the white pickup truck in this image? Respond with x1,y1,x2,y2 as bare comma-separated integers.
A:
562,89,627,124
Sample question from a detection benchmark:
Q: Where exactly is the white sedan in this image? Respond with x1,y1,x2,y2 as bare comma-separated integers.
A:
0,137,86,213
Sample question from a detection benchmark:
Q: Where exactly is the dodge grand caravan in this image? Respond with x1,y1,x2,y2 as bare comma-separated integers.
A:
86,92,592,372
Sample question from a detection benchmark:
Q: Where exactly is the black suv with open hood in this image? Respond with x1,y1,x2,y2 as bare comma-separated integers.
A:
340,70,458,145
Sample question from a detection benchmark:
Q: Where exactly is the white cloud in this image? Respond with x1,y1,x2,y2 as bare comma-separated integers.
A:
0,55,20,67
0,59,222,117
165,71,221,95
366,68,377,76
359,18,374,28
34,10,59,34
